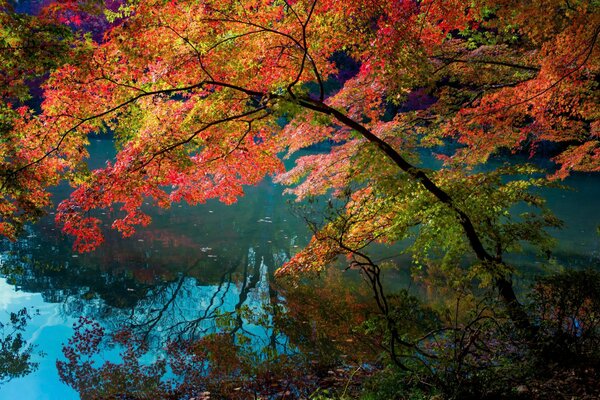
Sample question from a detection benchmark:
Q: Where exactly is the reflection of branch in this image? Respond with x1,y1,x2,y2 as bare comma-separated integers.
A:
124,242,276,345
131,275,186,343
231,248,262,336
146,255,245,339
168,269,234,337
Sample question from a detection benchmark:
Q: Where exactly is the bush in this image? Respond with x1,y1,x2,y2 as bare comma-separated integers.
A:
529,269,600,364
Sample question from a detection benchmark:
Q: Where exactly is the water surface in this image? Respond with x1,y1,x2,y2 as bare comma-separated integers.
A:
0,139,598,398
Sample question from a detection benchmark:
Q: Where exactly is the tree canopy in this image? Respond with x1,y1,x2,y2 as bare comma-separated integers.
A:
0,0,598,324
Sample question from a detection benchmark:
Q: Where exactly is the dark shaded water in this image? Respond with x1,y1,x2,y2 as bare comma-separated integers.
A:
0,139,598,399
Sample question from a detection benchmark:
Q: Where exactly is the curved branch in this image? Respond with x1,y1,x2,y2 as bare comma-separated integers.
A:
286,0,324,100
295,96,530,328
129,106,268,174
432,56,541,73
2,80,266,183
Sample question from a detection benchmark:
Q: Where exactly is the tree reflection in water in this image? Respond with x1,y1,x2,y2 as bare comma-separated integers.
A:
0,159,378,398
56,267,378,400
0,307,40,384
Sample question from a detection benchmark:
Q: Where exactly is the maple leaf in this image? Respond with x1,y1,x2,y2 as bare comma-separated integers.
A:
2,0,599,329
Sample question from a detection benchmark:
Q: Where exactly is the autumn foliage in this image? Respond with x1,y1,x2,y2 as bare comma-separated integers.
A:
0,0,598,283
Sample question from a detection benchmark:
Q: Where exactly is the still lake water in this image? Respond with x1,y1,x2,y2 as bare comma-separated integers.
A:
0,138,599,399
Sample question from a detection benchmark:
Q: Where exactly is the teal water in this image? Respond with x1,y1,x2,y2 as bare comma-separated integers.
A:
0,139,312,398
0,139,598,399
